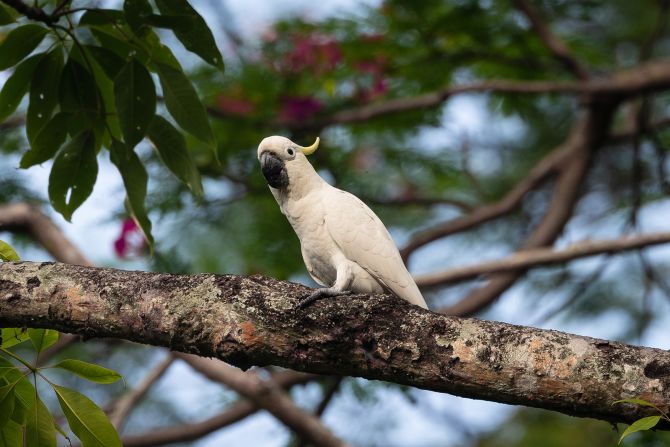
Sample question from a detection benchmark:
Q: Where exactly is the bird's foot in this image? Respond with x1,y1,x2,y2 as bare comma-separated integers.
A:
297,288,353,309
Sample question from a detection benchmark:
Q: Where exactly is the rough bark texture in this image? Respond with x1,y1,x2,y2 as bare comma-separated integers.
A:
1,261,668,427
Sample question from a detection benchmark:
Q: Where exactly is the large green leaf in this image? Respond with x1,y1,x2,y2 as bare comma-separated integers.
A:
124,0,153,34
147,115,203,196
0,381,16,428
0,329,28,348
0,421,21,447
0,53,43,122
52,359,122,384
26,397,56,447
0,24,48,71
59,58,99,116
26,48,64,142
48,131,99,222
27,329,59,353
79,9,125,27
110,139,154,247
0,358,17,382
0,4,15,25
11,374,36,425
153,0,224,70
114,59,156,148
618,415,662,444
85,45,125,80
20,112,70,168
154,62,215,146
53,385,122,447
0,240,19,261
89,27,149,63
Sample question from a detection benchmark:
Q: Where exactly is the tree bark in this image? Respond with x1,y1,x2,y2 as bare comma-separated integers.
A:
1,261,668,427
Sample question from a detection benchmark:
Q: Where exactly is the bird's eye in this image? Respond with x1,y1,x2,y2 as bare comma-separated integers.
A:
287,148,295,156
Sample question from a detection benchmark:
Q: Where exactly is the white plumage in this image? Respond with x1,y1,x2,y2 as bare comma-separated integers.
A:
257,135,428,309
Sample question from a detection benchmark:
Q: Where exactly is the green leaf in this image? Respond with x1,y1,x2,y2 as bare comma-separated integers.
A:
0,52,42,122
0,4,15,25
0,382,17,428
0,421,22,447
79,9,125,27
124,0,153,34
154,62,215,146
26,397,56,447
0,240,19,261
0,329,28,348
85,45,126,80
618,415,661,444
147,115,203,196
59,58,99,116
0,24,48,71
26,48,64,142
90,27,149,63
114,59,156,148
0,358,17,381
110,139,154,248
27,329,59,353
48,130,99,222
20,112,70,168
53,385,122,447
52,359,122,384
154,0,224,70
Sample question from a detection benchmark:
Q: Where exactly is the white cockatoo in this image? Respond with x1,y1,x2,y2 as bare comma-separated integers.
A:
257,135,428,310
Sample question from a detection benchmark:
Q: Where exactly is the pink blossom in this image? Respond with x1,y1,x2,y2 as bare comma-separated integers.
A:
113,218,147,259
278,96,324,123
216,96,255,117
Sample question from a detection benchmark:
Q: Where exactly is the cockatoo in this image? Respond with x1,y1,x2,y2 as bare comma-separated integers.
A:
257,135,428,310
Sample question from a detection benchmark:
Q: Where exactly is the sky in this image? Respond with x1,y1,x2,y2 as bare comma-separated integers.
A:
2,0,670,446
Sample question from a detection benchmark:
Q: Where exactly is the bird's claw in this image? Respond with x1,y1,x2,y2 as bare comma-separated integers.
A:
296,289,353,309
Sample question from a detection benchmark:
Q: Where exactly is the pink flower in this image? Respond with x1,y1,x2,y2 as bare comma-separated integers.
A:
280,34,342,73
216,96,255,117
114,218,147,259
278,96,323,123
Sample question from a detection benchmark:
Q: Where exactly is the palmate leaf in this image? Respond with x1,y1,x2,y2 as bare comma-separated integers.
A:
0,52,43,122
0,240,19,261
153,0,224,70
0,24,48,71
27,329,59,353
153,62,215,147
26,48,64,142
147,115,203,196
110,139,154,248
53,385,122,447
26,397,56,447
52,359,122,384
0,381,17,428
114,59,156,148
0,329,28,348
48,130,99,222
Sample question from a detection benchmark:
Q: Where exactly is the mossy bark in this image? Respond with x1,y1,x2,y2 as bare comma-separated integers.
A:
1,261,668,426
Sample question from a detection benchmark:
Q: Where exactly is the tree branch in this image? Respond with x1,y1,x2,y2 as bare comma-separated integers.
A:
109,353,176,431
0,203,92,266
177,354,348,447
416,231,670,287
1,261,668,427
513,0,590,80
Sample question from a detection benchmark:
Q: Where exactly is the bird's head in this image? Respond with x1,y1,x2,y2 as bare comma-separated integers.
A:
257,136,320,189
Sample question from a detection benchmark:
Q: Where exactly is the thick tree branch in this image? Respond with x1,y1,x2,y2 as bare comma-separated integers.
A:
0,203,92,266
513,0,590,80
176,354,348,447
416,231,670,287
1,261,668,427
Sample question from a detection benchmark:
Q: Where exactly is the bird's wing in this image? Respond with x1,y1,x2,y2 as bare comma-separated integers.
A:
322,188,427,308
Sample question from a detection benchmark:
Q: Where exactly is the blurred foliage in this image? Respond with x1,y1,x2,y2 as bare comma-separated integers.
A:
1,0,670,445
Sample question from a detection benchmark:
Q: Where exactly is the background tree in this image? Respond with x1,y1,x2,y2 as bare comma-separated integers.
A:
1,0,670,445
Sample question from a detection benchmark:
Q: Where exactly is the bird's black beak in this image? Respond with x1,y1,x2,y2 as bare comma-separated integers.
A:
260,151,289,189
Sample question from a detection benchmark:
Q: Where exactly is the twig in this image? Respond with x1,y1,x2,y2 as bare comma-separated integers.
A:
177,354,349,447
109,353,176,431
513,0,590,80
416,231,670,288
